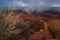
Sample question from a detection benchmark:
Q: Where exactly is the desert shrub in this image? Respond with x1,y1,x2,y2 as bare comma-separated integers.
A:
30,19,44,32
48,20,60,39
0,13,30,40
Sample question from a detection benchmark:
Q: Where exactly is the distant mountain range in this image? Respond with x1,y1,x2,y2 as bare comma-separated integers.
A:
0,7,60,13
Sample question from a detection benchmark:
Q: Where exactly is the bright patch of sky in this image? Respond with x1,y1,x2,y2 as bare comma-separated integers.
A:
0,0,60,9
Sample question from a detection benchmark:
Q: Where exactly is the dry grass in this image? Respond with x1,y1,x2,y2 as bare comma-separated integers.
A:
0,11,30,40
48,20,60,40
0,10,60,40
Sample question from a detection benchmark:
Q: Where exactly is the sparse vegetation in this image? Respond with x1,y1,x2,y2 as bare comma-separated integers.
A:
0,11,31,40
0,10,60,40
48,20,60,39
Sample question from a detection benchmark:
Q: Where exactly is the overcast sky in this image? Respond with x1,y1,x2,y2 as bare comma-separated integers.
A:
0,0,60,9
